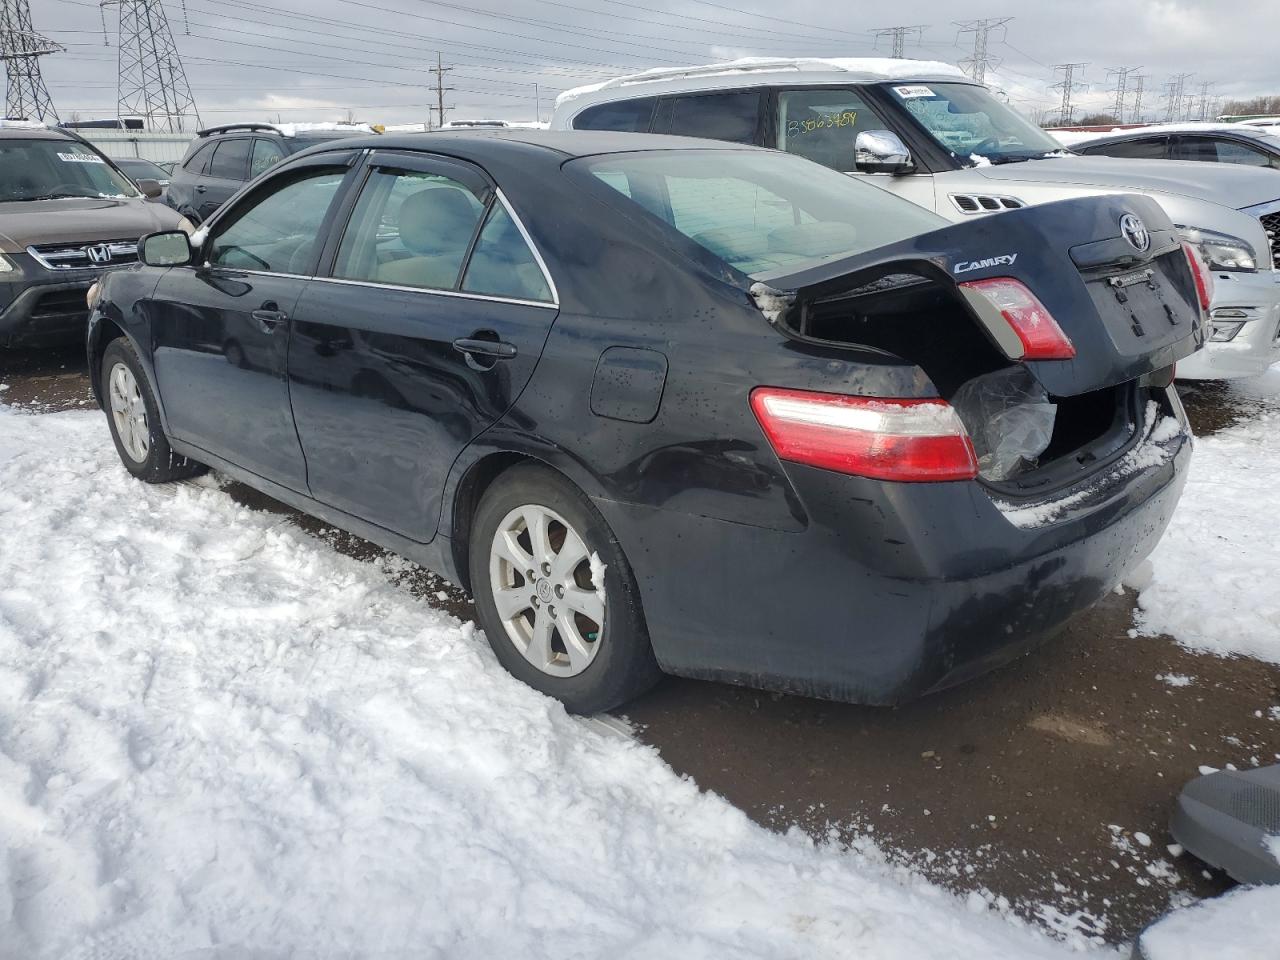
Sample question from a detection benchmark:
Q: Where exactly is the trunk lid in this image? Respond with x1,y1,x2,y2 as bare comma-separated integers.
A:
754,194,1204,398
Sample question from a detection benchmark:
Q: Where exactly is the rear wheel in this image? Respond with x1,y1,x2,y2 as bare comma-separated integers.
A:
101,338,206,484
469,464,661,714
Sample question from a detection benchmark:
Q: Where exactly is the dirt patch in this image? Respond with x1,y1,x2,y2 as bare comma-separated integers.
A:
0,345,95,413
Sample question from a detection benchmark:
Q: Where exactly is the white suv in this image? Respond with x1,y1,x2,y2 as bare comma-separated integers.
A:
551,58,1280,380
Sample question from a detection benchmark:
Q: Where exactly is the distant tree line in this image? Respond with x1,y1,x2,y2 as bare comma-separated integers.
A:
1221,95,1280,116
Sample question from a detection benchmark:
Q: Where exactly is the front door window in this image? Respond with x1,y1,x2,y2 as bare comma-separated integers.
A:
208,170,347,274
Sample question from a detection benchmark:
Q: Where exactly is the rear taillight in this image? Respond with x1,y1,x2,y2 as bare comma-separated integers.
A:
750,387,978,482
958,277,1076,360
1181,241,1214,313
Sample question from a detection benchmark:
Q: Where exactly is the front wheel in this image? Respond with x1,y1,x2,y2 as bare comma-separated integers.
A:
101,338,206,484
469,464,661,714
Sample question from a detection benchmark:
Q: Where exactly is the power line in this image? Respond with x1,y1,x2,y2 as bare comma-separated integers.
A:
954,17,1012,84
871,24,927,59
0,0,62,121
1049,62,1088,126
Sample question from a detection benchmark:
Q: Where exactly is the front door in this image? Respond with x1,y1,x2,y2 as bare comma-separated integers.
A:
288,151,559,541
151,160,354,489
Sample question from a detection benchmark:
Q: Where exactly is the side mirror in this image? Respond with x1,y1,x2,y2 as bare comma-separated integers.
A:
135,178,163,199
855,130,914,174
140,230,194,267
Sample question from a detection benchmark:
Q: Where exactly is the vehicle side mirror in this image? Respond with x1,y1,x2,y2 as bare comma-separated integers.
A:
135,178,163,199
855,130,914,174
141,230,194,267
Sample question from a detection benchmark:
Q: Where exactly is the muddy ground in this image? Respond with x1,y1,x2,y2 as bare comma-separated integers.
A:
3,345,1277,945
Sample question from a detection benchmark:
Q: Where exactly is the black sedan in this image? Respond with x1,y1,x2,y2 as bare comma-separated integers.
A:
87,131,1205,713
1073,124,1280,169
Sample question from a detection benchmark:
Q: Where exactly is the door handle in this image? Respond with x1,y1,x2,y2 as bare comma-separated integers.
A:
452,337,517,360
251,306,287,333
195,184,207,193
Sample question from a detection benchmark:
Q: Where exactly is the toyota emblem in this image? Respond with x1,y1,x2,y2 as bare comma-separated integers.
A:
85,243,113,264
1119,214,1151,254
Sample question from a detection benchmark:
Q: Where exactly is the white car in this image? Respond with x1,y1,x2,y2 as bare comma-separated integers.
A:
552,58,1280,380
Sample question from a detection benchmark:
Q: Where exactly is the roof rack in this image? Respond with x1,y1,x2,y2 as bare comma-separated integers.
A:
197,122,282,138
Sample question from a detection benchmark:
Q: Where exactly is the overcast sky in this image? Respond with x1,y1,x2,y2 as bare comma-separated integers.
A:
27,0,1280,127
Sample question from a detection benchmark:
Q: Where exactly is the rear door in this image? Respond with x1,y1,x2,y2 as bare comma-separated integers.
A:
1170,134,1277,168
198,137,252,220
151,153,357,489
288,150,559,542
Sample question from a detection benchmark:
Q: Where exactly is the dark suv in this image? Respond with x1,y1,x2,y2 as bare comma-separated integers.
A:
166,123,376,224
0,125,185,347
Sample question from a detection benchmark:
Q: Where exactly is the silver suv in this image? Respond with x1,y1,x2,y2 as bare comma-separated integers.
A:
552,58,1280,380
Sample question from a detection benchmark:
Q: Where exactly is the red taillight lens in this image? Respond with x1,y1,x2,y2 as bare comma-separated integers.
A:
958,277,1076,360
750,387,978,482
1181,241,1214,313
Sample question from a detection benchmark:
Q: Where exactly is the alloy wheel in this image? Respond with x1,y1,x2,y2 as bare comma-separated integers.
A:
108,362,150,464
488,503,605,677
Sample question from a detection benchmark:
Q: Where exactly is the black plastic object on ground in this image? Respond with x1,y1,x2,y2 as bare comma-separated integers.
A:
1170,763,1280,885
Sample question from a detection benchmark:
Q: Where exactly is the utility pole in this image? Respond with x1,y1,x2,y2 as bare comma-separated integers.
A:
954,17,1012,85
430,52,453,128
871,24,927,59
1129,74,1146,123
1106,66,1141,123
101,1,200,131
0,0,62,122
1162,72,1193,122
1049,63,1088,126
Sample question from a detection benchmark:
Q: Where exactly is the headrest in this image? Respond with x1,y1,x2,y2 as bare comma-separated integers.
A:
398,186,477,255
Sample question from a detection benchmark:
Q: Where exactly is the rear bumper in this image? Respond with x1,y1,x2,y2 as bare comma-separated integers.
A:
1178,269,1280,380
600,392,1191,704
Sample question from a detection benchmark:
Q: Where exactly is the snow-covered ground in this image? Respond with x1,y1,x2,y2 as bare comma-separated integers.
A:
0,406,1080,958
1132,368,1280,664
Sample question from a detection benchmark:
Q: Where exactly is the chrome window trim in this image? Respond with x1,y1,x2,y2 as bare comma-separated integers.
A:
311,275,558,310
491,187,560,305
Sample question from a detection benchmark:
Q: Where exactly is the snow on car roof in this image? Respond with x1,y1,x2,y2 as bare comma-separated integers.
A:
555,57,968,107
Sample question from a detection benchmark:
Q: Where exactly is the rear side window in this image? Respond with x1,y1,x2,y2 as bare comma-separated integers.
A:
250,138,286,178
666,91,761,145
208,138,251,180
332,169,485,291
1084,137,1167,159
573,98,657,132
462,203,552,302
1172,137,1269,166
184,141,217,174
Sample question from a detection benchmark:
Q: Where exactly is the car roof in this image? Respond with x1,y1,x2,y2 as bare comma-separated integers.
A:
302,128,769,160
553,57,971,116
0,126,78,141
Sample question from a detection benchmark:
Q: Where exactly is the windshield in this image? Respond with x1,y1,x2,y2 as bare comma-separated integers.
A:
0,138,139,200
890,82,1067,164
576,149,944,278
117,158,169,179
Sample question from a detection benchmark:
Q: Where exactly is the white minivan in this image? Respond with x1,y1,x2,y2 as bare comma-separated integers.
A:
552,58,1280,380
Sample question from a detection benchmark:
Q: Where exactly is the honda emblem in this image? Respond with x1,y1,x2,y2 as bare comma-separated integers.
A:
85,244,112,264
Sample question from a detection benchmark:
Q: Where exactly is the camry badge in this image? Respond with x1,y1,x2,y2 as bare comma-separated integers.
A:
1120,214,1151,254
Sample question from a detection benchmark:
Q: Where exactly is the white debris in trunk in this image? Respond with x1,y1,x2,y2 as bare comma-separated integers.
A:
748,282,796,324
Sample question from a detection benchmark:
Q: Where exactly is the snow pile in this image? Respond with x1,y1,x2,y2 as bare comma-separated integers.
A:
1133,370,1280,663
1137,884,1280,960
0,406,1079,958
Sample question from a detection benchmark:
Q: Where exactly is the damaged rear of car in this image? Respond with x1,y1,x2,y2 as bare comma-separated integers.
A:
573,146,1201,704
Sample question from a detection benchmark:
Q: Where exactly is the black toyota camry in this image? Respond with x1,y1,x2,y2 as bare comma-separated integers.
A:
87,131,1208,713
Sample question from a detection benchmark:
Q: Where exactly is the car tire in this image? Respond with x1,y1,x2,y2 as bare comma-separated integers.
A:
469,463,662,714
101,338,206,484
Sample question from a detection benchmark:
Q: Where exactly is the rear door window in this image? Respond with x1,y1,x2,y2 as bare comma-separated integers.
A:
776,88,897,170
332,168,486,291
573,98,658,132
250,138,286,178
462,203,553,303
184,141,217,174
1086,136,1168,159
1172,136,1269,166
664,91,762,145
208,138,252,180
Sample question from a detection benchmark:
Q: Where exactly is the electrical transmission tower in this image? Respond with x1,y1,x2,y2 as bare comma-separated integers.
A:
1106,66,1141,123
954,17,1011,84
1193,81,1215,120
101,1,200,132
430,52,453,128
1049,63,1088,126
1162,72,1193,122
0,0,62,122
1129,75,1147,123
871,24,927,58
